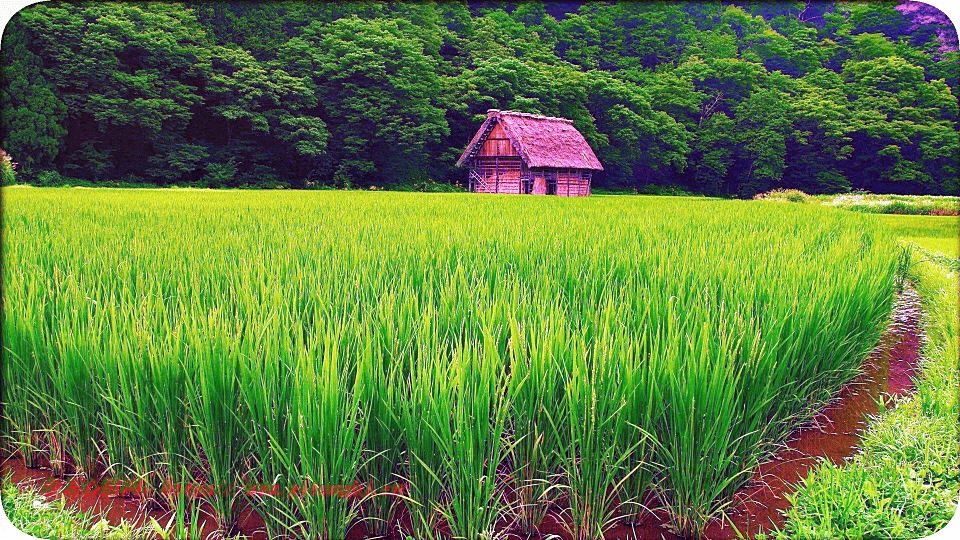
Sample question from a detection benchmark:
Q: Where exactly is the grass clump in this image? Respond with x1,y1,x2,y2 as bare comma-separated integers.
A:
356,338,405,538
1,475,149,540
754,188,813,203
507,316,570,535
560,327,637,540
0,150,16,185
435,336,513,540
757,190,960,216
840,196,959,216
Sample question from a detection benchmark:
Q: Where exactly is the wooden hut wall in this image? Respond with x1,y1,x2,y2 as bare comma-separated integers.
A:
472,165,591,196
472,156,523,194
531,170,548,195
555,169,591,197
477,123,520,158
465,119,595,196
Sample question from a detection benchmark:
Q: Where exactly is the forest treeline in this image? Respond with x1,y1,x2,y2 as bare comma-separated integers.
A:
2,1,958,196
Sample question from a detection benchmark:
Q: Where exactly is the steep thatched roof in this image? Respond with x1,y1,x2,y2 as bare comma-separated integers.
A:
456,110,603,171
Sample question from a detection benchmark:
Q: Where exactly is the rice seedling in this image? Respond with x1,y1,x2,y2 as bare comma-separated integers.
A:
183,307,249,535
98,301,194,511
237,314,300,540
49,294,107,480
506,314,571,535
653,305,756,538
285,324,369,540
356,332,406,538
0,277,46,468
398,320,453,540
617,329,662,525
559,316,641,540
435,332,513,540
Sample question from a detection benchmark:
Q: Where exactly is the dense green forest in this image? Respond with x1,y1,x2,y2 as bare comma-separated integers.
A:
2,1,958,196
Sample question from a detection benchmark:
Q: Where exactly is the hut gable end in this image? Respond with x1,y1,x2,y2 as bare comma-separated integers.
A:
456,110,603,171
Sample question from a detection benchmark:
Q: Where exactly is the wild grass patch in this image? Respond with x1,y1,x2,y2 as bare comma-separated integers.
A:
1,475,150,540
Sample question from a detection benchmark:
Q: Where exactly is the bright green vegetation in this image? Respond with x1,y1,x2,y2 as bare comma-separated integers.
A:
777,248,960,539
1,475,148,540
757,190,959,217
2,188,903,539
817,193,958,217
2,2,957,196
834,196,958,217
755,191,958,256
0,151,15,185
876,214,959,258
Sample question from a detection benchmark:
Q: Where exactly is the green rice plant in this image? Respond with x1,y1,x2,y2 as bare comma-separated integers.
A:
48,291,107,480
285,325,369,540
149,337,195,511
97,297,155,487
0,346,40,466
97,352,130,484
617,328,663,525
0,188,905,540
559,320,640,540
506,314,570,535
435,331,513,540
653,305,755,538
183,308,249,535
237,314,300,540
96,289,196,522
0,275,47,468
398,318,452,540
778,252,959,540
356,332,406,538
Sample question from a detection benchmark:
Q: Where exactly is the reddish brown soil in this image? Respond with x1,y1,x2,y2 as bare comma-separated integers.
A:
885,286,924,398
1,288,924,540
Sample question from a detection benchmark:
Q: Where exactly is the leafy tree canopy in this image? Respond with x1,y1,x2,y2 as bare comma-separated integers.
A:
1,0,956,195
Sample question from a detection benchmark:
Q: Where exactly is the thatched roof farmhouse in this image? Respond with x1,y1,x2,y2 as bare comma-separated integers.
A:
456,109,603,196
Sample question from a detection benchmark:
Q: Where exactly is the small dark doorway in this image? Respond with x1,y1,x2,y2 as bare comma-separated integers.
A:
545,172,558,195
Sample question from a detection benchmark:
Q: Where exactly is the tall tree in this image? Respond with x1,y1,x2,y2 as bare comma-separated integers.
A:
278,16,450,187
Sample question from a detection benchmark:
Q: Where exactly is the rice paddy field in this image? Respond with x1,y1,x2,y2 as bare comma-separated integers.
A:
1,187,907,539
876,214,959,258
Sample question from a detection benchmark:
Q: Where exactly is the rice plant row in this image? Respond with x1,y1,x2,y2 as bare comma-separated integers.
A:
1,188,904,539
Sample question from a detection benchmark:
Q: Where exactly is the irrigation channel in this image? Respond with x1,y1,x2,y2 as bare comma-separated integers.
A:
2,286,925,540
